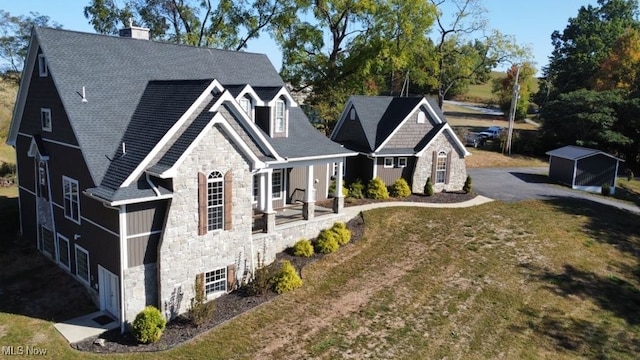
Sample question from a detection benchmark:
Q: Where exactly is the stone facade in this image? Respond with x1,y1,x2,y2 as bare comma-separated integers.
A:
412,131,467,193
157,123,254,319
123,263,157,324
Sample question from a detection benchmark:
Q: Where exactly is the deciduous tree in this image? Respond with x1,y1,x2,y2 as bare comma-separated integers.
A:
491,62,536,120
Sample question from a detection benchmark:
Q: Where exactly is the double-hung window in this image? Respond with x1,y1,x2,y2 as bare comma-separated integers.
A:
63,176,80,223
75,245,90,285
57,234,70,270
272,169,283,199
205,267,227,296
207,171,224,231
239,98,251,118
435,151,447,183
275,100,285,133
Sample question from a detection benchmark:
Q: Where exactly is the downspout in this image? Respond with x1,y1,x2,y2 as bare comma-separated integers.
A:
146,173,161,196
118,205,127,333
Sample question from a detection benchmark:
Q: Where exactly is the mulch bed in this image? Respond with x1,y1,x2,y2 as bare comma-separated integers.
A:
73,192,474,353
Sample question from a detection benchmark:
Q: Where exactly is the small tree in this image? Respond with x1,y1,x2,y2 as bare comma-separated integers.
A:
424,177,434,196
390,178,411,198
132,306,166,344
463,175,473,193
601,182,611,196
188,274,215,327
367,177,389,199
348,179,365,199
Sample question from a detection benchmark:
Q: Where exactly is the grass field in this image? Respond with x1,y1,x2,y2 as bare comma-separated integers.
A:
1,199,639,359
0,78,17,164
462,71,540,103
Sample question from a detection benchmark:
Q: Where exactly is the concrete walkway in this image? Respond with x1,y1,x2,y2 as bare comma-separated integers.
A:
343,195,494,219
54,311,119,344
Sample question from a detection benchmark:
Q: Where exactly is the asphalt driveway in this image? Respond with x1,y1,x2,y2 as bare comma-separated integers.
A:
467,167,640,214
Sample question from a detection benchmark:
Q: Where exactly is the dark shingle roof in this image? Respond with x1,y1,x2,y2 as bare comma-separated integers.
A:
349,96,423,151
36,27,283,187
546,145,623,161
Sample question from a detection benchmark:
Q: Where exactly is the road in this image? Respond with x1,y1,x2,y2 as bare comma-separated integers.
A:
467,167,640,214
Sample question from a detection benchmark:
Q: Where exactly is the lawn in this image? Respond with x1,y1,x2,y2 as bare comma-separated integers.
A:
1,198,639,359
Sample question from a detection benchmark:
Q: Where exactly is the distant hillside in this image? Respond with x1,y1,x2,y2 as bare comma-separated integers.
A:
460,71,539,104
0,78,18,164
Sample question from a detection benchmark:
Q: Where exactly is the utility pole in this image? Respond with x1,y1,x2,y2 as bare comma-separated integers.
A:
506,65,520,156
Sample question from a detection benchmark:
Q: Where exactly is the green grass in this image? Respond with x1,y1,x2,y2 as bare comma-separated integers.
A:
461,71,540,103
0,78,17,164
2,199,640,359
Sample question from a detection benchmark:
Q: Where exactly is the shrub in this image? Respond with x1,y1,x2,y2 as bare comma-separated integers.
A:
331,222,351,246
292,238,314,257
329,179,348,197
627,169,634,181
424,177,434,196
248,252,275,296
188,274,215,327
601,182,611,196
272,260,303,294
463,175,473,193
367,177,389,199
390,178,411,198
315,229,340,254
0,162,16,177
132,306,166,344
348,179,365,199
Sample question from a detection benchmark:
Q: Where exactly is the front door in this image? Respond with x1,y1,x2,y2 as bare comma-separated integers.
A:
98,265,119,319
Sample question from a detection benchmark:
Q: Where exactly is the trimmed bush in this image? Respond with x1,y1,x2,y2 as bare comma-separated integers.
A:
348,179,365,199
315,229,340,254
390,178,411,198
602,182,611,196
272,260,303,294
292,238,314,257
424,177,434,196
132,306,166,344
329,179,348,197
463,175,473,193
331,222,351,246
367,177,389,199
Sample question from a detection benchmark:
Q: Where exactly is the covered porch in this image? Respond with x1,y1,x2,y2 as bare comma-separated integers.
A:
251,158,345,234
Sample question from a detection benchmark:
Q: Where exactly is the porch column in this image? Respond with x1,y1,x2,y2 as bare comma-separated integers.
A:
333,159,344,214
263,169,276,232
303,165,315,220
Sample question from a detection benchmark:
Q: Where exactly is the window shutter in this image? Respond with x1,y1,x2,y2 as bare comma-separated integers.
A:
227,264,236,291
445,152,452,184
431,151,437,181
224,171,233,230
195,273,205,299
198,172,207,235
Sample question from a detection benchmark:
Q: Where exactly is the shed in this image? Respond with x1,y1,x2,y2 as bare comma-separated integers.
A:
545,145,623,194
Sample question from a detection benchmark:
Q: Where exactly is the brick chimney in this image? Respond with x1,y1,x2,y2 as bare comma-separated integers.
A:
119,18,150,40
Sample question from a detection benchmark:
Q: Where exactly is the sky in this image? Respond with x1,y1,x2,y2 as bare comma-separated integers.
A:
1,0,599,76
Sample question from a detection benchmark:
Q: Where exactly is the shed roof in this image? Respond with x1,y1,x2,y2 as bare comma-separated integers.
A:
545,145,623,162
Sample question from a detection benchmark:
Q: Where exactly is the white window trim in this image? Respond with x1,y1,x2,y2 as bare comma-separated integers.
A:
207,171,224,231
38,53,48,77
417,111,426,124
75,244,90,286
436,151,447,184
57,233,71,271
272,169,283,199
41,225,55,259
252,174,259,204
41,108,52,132
63,176,81,224
239,98,251,119
205,267,227,298
274,100,286,133
349,108,356,120
383,157,394,168
398,157,408,168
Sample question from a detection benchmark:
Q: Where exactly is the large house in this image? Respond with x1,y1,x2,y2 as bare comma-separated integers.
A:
330,96,470,193
6,26,355,331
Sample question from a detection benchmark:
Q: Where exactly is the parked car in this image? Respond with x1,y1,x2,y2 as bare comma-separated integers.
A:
464,132,485,148
478,126,503,139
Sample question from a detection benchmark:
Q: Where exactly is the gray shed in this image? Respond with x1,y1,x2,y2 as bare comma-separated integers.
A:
545,145,623,194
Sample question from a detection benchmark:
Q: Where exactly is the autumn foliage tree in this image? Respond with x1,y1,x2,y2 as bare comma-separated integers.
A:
491,62,536,120
592,28,640,92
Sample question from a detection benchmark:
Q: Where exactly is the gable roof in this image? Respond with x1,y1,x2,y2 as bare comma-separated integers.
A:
545,145,623,162
10,27,354,203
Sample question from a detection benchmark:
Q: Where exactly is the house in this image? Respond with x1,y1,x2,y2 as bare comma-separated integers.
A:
6,26,356,331
330,96,470,193
546,145,623,194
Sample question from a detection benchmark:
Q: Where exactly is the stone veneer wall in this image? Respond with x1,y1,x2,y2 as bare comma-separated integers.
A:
412,131,467,193
157,124,254,320
123,263,157,324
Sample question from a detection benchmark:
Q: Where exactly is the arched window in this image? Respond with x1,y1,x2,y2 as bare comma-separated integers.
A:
435,151,447,184
350,108,356,120
417,111,426,124
207,171,224,231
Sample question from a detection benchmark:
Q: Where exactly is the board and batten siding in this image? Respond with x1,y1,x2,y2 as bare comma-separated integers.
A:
288,164,329,202
128,233,161,267
126,201,168,267
548,156,574,186
375,157,415,186
576,154,617,187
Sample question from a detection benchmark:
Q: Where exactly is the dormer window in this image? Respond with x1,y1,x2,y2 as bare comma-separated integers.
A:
275,100,285,133
38,54,48,77
239,97,251,118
